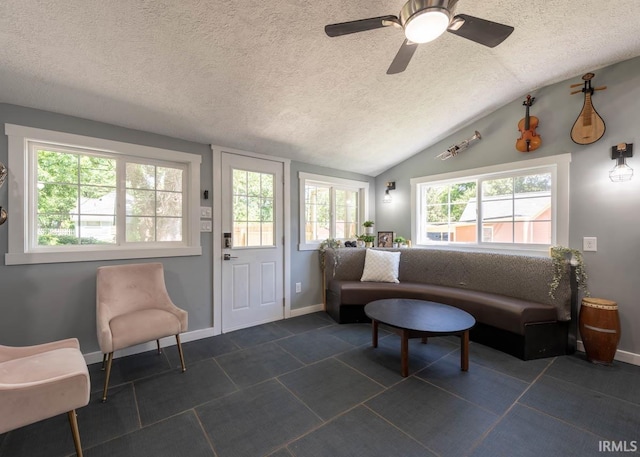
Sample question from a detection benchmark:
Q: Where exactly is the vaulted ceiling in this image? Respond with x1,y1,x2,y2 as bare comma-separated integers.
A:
2,1,640,176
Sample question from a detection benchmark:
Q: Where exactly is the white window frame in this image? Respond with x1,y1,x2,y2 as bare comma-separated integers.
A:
410,154,570,255
298,172,369,251
5,124,202,265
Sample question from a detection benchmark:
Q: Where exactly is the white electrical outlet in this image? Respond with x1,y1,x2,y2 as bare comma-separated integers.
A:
583,237,597,252
200,220,212,232
200,206,212,218
295,282,302,293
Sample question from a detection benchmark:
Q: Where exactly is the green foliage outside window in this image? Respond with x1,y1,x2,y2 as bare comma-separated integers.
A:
425,182,476,224
37,149,116,245
36,147,185,246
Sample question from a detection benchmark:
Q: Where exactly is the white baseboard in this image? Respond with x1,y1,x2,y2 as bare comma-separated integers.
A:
83,305,328,365
290,303,325,317
84,320,640,368
576,341,640,366
83,327,217,365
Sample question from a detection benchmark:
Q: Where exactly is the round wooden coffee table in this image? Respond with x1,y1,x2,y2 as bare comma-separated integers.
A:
364,298,476,377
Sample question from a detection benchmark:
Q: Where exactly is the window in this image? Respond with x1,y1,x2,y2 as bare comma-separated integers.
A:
5,124,202,265
298,172,369,250
232,169,274,247
411,154,570,253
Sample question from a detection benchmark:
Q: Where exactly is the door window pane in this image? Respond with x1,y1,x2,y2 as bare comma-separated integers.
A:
232,169,275,247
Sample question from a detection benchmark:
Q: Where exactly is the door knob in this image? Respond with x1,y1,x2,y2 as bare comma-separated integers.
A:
223,253,238,261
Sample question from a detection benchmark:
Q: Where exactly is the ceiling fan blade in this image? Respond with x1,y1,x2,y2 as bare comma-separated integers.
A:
447,14,514,48
387,39,419,75
325,15,399,37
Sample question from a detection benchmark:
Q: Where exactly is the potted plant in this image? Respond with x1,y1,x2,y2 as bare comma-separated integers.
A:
393,236,407,248
318,238,342,306
549,246,589,299
319,238,341,270
358,234,376,248
363,220,375,235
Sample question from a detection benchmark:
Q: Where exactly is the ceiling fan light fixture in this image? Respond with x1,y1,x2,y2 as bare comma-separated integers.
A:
325,0,513,74
403,9,450,43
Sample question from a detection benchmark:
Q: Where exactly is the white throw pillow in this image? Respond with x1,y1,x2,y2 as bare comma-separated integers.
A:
360,249,400,283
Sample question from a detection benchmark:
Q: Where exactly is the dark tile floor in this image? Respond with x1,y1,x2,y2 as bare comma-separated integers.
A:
2,312,639,457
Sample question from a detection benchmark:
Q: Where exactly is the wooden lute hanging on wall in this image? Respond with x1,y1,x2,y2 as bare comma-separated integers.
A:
570,72,606,145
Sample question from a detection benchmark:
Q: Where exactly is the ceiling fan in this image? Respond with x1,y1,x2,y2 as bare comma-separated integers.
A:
324,0,514,74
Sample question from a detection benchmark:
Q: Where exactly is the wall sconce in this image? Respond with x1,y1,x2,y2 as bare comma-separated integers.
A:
609,143,633,182
382,181,395,203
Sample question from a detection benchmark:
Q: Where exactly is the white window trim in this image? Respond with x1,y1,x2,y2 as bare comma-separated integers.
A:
298,172,369,251
5,123,202,265
410,154,570,256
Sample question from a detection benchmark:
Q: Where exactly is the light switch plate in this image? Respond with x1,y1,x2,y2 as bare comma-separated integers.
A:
583,237,597,252
200,206,212,219
200,220,212,232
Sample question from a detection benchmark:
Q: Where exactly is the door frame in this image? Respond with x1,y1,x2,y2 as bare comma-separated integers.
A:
211,145,291,336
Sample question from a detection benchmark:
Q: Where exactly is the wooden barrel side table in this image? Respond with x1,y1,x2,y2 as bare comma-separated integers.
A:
579,297,621,364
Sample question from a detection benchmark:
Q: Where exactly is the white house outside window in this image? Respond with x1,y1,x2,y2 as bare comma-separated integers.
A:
5,124,201,265
411,154,570,254
298,172,369,250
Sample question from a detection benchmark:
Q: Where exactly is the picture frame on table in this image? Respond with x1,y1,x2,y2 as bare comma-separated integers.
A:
377,231,395,248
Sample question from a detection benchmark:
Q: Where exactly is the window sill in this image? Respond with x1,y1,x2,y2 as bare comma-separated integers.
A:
5,246,202,265
298,243,321,251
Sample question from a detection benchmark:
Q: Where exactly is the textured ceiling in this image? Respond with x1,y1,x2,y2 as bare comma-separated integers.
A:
1,1,640,176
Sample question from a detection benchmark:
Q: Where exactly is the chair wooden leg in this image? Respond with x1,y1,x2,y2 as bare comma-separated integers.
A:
176,334,186,372
156,339,161,354
102,352,114,402
67,410,83,457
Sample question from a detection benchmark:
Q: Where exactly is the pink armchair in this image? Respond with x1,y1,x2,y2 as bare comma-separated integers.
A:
0,338,90,457
96,262,188,402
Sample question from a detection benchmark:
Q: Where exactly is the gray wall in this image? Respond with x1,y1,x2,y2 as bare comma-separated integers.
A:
0,103,373,353
0,103,213,353
289,161,375,310
3,56,639,358
375,56,640,356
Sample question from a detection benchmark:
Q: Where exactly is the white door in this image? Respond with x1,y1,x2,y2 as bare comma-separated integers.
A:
221,153,284,332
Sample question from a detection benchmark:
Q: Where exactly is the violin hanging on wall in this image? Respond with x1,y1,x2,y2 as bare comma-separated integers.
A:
570,72,606,145
516,95,541,153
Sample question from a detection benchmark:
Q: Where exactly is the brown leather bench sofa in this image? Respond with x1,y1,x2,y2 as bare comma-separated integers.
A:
323,248,577,360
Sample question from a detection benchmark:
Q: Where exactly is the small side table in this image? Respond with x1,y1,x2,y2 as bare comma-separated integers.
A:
579,297,620,364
